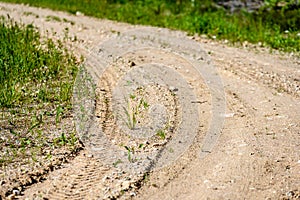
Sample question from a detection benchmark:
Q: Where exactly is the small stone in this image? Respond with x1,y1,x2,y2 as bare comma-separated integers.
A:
102,175,110,181
286,191,295,197
7,194,15,200
76,11,84,16
223,113,235,118
152,143,161,147
121,181,131,189
243,41,249,47
87,154,93,158
13,189,20,195
0,180,5,185
130,192,136,196
258,42,262,47
169,86,178,92
129,61,136,67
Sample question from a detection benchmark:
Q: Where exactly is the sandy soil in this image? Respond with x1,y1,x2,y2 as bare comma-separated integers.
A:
0,2,299,200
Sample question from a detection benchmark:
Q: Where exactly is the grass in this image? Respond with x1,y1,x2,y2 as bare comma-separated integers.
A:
122,92,149,130
0,17,80,167
156,129,166,140
0,18,77,107
0,0,299,52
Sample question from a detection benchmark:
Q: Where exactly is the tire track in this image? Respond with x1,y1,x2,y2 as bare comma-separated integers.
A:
135,67,299,199
196,38,300,98
76,27,224,175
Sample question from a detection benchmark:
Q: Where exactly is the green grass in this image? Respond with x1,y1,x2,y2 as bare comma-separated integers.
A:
0,17,80,166
0,0,299,52
0,18,77,107
156,129,166,140
122,93,149,130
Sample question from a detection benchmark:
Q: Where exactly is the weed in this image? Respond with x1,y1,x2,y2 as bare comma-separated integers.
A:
23,11,39,18
142,172,150,182
124,145,135,163
53,131,78,149
168,147,174,153
130,94,136,100
54,132,67,146
122,93,150,130
142,101,149,109
46,15,61,22
55,106,64,124
63,18,75,25
156,129,166,140
123,100,137,130
113,159,123,167
125,80,132,86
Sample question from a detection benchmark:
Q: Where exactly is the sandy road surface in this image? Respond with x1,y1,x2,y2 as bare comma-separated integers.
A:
0,2,299,199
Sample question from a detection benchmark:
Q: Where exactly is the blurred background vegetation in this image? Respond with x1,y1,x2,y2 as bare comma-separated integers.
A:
1,0,299,51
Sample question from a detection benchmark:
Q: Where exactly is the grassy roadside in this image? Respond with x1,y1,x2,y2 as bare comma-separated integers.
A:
0,0,299,52
0,17,81,167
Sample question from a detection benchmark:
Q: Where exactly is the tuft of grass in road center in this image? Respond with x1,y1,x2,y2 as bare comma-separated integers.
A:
0,0,299,52
0,17,80,166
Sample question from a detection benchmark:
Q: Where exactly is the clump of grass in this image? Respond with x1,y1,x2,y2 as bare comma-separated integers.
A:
156,129,166,140
122,93,149,130
0,17,80,166
45,15,61,22
0,17,77,107
23,11,39,18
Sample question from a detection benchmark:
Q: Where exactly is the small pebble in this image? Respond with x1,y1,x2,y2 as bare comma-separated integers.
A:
13,189,20,195
130,192,136,196
223,113,235,118
121,181,131,189
286,191,295,197
87,154,94,158
7,194,15,200
75,11,84,16
169,86,178,92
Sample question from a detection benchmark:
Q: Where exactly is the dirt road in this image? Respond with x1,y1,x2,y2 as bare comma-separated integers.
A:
0,2,299,199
